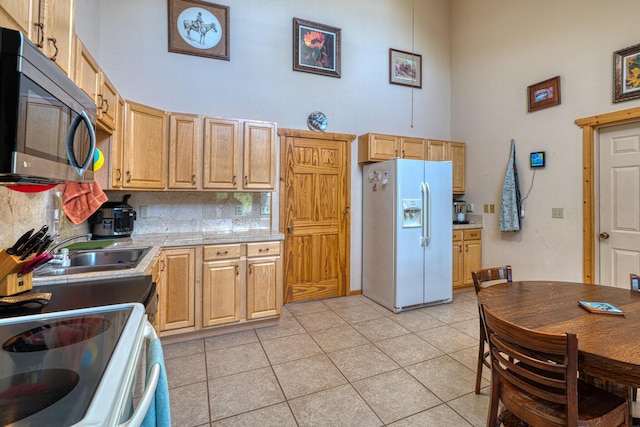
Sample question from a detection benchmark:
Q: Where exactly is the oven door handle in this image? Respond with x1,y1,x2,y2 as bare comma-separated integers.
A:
119,322,160,427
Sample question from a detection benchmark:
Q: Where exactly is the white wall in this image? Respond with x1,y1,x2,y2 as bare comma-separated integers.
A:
75,0,452,291
451,0,640,281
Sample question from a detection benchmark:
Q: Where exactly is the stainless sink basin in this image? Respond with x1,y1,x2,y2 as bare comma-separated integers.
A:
34,246,151,277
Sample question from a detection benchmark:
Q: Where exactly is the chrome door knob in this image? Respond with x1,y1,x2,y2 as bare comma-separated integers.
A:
599,232,610,240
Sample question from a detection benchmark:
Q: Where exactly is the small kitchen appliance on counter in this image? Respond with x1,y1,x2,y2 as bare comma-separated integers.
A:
453,200,468,224
89,194,137,239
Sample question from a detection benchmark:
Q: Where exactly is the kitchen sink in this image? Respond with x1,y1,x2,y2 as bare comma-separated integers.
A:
34,247,151,277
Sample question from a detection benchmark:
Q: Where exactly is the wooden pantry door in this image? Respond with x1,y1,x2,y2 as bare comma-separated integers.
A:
279,129,355,303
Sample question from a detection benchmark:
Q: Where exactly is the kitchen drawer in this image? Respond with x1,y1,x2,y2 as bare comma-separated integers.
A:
247,241,280,258
463,229,482,240
203,244,242,261
452,230,463,241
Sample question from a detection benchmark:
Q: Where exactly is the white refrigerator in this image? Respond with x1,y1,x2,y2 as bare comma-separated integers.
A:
362,159,452,312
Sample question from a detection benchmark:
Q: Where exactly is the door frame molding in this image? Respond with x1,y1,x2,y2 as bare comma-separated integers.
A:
278,128,356,300
575,106,640,283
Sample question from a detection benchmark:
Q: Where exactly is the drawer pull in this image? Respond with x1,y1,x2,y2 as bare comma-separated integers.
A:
216,250,228,256
258,248,270,253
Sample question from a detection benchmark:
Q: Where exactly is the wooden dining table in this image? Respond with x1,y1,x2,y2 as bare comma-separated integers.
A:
477,280,640,388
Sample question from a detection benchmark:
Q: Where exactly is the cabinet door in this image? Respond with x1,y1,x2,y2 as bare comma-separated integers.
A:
243,121,276,190
0,2,36,40
41,0,75,77
169,113,200,189
247,256,281,319
97,71,117,133
368,134,398,161
202,259,242,327
400,137,426,160
426,139,447,161
203,118,239,190
448,142,466,194
463,239,482,286
110,97,125,188
123,102,167,189
74,38,100,105
452,232,464,288
159,248,195,331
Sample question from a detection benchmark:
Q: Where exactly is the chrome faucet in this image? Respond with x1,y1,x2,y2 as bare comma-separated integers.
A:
48,233,93,254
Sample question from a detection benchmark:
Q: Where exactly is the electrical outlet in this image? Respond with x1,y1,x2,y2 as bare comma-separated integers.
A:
490,204,495,213
484,204,489,213
552,207,564,218
140,206,149,218
467,203,474,212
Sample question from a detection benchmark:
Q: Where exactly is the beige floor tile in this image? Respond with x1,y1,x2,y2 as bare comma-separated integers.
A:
289,384,383,427
448,346,491,381
328,343,399,381
166,352,207,388
209,367,285,421
375,333,444,366
422,303,477,324
353,369,442,424
390,309,445,332
450,317,480,339
388,403,474,426
360,297,397,316
204,330,258,352
162,338,204,360
169,381,210,426
309,324,370,353
272,354,347,399
353,317,411,342
405,355,481,401
333,304,385,324
206,342,269,378
260,333,322,364
285,300,328,316
415,325,477,353
254,315,306,341
447,390,491,427
322,295,367,310
295,310,348,332
210,403,297,427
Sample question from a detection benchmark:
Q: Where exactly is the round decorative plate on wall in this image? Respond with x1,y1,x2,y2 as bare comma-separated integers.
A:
307,111,328,132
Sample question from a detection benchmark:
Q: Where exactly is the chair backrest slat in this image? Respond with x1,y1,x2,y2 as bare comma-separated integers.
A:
472,265,512,294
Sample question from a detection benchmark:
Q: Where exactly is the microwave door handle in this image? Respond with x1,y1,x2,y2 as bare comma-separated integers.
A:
65,110,96,176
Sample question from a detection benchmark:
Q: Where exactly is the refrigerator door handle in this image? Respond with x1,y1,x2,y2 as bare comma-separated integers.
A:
420,182,431,247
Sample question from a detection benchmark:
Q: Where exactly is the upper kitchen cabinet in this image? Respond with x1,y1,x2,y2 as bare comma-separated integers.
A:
169,113,201,189
123,101,167,189
202,118,276,191
74,38,119,133
0,0,75,77
358,133,427,163
426,139,466,194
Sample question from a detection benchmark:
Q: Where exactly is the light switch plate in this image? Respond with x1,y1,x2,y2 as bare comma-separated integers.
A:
552,207,564,218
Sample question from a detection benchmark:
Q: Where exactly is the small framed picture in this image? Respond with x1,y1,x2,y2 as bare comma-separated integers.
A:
168,0,229,61
530,151,545,168
293,18,341,78
613,42,640,103
389,48,422,88
527,76,561,112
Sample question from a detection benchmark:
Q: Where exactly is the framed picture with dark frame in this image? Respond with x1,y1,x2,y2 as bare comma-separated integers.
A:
613,42,640,103
527,76,561,112
389,48,422,88
293,18,341,78
168,0,229,61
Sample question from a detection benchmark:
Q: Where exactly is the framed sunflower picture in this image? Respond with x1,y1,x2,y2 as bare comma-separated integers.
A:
293,18,341,78
613,42,640,103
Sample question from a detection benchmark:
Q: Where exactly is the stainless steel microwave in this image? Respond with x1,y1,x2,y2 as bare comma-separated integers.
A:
0,27,96,185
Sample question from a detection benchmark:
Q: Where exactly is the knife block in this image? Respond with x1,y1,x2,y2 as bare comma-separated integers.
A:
0,248,33,296
0,272,33,296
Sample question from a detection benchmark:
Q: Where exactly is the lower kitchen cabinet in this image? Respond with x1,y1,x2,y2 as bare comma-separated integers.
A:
202,244,242,327
246,242,282,320
452,229,482,288
158,247,195,332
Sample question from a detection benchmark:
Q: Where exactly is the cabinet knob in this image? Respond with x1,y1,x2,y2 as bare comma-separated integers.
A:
126,171,132,182
191,174,196,185
599,232,610,240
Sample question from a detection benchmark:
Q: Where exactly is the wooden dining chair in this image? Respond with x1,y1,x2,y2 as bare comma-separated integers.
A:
480,303,629,427
471,265,512,394
631,273,639,402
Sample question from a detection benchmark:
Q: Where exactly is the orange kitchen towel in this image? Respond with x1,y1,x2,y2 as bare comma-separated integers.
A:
60,181,108,224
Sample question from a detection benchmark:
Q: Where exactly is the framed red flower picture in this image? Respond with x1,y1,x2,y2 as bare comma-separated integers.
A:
293,18,341,78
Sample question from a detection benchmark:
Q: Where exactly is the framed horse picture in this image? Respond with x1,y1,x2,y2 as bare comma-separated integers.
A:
168,0,229,60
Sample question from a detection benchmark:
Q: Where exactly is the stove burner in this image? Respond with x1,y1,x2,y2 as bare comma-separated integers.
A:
2,316,111,352
0,369,79,424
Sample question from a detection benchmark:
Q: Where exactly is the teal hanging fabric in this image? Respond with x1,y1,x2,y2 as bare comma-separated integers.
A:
499,139,522,232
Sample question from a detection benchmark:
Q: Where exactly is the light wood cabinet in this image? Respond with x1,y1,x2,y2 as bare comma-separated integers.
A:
453,228,482,288
169,113,201,189
246,242,282,320
158,247,195,332
358,133,428,163
427,139,466,194
400,137,426,160
202,244,242,327
243,121,276,190
203,118,240,190
123,101,167,189
0,2,36,40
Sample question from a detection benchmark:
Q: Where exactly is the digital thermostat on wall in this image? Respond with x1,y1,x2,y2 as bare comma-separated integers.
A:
530,151,545,168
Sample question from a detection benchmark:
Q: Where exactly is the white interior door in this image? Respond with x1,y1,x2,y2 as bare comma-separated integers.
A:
597,122,640,287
